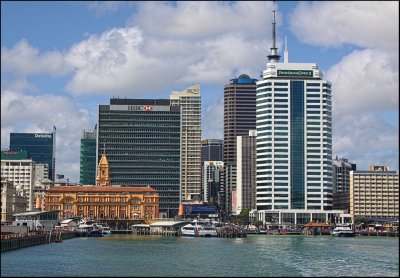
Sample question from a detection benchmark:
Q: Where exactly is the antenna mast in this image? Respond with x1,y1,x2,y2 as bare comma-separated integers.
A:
267,0,280,63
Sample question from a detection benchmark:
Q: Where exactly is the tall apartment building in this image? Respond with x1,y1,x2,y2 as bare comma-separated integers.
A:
170,84,202,203
236,130,257,215
251,5,346,226
350,166,399,220
10,127,56,183
332,157,356,212
97,98,181,217
1,150,34,211
201,139,223,162
80,126,97,185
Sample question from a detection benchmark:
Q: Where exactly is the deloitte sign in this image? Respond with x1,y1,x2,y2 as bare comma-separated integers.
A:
277,70,313,77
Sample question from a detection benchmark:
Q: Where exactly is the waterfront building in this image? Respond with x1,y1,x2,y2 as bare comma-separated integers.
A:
170,84,202,203
201,139,223,162
236,130,257,215
97,97,180,217
203,161,224,205
45,152,160,222
80,126,97,185
332,157,356,212
9,127,56,183
1,150,34,211
251,5,345,226
350,165,399,220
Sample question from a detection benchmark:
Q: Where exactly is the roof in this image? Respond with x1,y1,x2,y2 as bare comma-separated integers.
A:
60,219,76,224
47,185,157,193
150,220,191,227
304,222,331,227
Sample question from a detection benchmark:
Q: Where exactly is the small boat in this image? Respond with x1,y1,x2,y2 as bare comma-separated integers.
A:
331,225,355,237
181,219,218,237
88,230,104,237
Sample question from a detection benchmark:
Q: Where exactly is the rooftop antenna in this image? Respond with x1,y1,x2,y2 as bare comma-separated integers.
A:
284,36,288,63
267,0,280,63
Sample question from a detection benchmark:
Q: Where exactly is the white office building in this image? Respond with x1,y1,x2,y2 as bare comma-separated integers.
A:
252,5,348,226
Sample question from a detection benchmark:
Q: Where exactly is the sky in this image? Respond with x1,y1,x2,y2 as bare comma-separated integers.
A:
1,1,399,183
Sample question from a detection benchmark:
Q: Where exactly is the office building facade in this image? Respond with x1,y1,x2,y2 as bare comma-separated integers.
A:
203,161,224,204
201,139,223,162
9,127,56,183
97,98,181,217
224,74,258,164
236,130,257,215
251,5,344,226
1,150,34,211
80,126,97,185
170,84,202,203
332,157,356,212
350,166,399,220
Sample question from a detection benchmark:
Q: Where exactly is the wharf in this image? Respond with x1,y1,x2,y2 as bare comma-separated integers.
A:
216,227,247,238
1,231,77,252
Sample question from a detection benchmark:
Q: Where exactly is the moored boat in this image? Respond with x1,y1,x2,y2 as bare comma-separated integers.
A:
331,226,355,237
181,219,218,237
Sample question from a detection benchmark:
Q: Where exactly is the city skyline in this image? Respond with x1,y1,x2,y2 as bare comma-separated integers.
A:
1,1,399,183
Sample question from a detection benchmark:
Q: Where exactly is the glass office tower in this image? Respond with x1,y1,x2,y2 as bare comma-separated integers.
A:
97,98,181,217
80,126,97,185
10,127,56,183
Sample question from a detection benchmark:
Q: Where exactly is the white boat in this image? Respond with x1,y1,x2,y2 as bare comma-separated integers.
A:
99,225,112,236
331,226,355,237
181,219,218,237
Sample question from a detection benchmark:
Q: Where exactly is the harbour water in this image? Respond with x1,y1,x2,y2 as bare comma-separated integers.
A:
1,234,398,277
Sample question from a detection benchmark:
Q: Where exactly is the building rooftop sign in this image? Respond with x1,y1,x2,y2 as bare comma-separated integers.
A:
277,70,313,77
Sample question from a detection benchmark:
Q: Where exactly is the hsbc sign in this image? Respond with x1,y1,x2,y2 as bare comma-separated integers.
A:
128,105,153,111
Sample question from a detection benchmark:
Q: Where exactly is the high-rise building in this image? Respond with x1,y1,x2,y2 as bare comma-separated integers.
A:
251,5,347,226
332,157,356,212
97,97,180,217
170,84,202,203
224,74,258,164
236,130,257,215
203,161,224,204
350,166,399,220
9,127,56,183
223,74,257,218
1,150,34,211
80,126,97,185
201,139,223,162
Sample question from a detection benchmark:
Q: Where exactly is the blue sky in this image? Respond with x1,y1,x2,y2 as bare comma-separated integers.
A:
1,1,398,183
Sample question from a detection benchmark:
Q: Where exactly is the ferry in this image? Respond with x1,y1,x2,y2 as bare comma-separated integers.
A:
331,225,355,237
181,219,218,237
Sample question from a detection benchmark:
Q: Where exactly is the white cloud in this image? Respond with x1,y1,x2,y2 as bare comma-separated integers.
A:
289,1,399,51
129,1,275,40
1,39,73,77
327,48,399,116
1,90,94,182
87,1,121,17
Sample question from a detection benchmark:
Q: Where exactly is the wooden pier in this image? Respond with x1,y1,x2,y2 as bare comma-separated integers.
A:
216,227,247,238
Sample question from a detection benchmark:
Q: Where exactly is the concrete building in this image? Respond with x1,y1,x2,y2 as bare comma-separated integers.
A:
332,157,356,212
350,165,399,220
236,130,257,215
1,150,35,211
9,127,56,182
80,126,97,185
202,161,224,205
170,84,202,203
1,179,14,223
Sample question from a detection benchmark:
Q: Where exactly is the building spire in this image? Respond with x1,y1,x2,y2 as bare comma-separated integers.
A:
267,0,280,63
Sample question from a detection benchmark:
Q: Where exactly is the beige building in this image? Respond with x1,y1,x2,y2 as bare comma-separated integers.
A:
350,165,399,220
